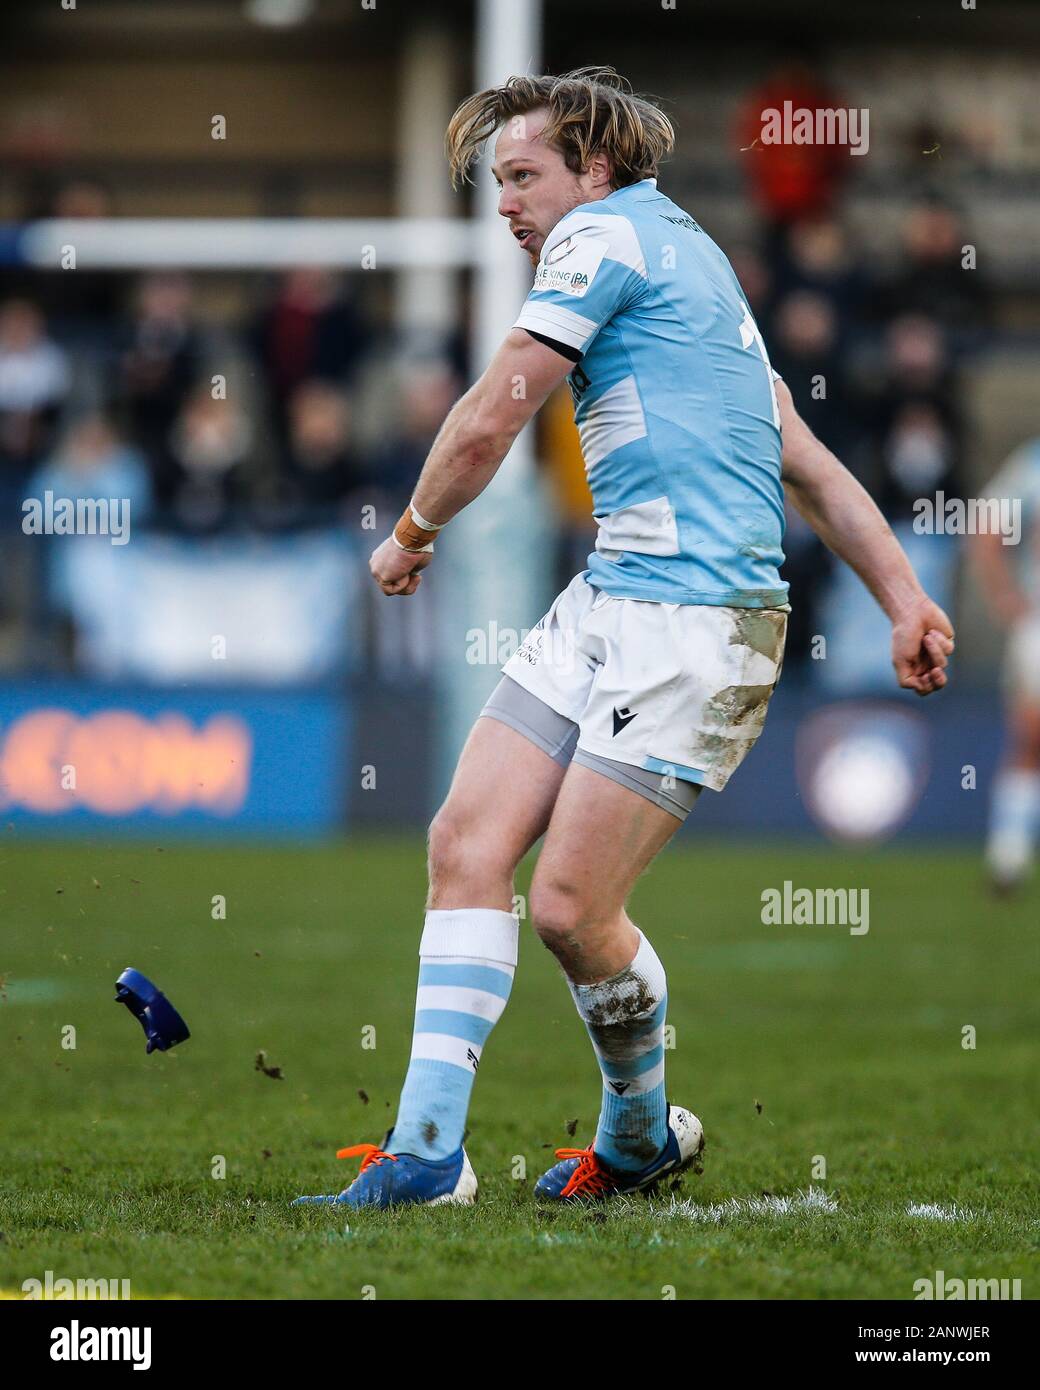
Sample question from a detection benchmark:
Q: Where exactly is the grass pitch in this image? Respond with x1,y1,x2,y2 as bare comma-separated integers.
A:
1,836,1036,1300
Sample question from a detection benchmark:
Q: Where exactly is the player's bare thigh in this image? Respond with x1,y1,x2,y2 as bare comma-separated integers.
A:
529,761,684,983
426,714,567,912
1008,697,1040,767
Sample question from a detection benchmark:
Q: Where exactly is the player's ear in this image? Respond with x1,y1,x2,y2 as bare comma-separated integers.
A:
586,150,612,190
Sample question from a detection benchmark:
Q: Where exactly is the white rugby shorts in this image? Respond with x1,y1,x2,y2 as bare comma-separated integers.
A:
1005,613,1040,702
500,572,788,792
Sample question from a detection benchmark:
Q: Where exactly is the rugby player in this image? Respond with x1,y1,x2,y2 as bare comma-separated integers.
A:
295,67,954,1209
975,436,1040,893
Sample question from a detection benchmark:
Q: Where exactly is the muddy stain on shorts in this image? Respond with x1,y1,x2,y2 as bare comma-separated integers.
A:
704,682,776,731
696,682,778,783
728,608,787,661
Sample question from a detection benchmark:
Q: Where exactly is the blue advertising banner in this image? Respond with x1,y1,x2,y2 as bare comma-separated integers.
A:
686,683,1001,842
0,683,350,836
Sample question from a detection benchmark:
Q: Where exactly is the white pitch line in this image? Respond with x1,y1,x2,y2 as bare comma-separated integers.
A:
905,1202,977,1222
659,1185,839,1223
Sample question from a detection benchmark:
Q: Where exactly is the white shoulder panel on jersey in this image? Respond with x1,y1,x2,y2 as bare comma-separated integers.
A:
986,442,1040,506
542,208,648,280
513,301,598,351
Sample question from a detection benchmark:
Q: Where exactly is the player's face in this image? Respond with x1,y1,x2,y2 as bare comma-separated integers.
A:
492,107,605,267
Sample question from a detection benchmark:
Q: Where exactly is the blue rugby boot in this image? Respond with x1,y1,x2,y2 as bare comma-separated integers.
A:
535,1105,704,1202
292,1135,477,1209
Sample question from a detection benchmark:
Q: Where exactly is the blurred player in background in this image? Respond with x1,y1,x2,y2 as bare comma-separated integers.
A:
295,67,954,1211
975,436,1040,893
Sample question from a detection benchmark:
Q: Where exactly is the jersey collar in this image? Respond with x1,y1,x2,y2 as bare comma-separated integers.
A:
609,177,658,198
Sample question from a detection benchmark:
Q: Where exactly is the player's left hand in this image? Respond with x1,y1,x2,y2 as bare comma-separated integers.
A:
369,535,432,596
891,597,955,696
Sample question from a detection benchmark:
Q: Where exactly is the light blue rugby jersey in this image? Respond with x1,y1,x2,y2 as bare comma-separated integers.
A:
513,178,788,607
985,438,1040,605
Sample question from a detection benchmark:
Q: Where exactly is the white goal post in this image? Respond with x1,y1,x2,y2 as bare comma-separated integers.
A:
18,0,554,807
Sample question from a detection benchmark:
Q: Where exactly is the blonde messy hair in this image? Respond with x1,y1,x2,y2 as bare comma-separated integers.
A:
445,65,674,192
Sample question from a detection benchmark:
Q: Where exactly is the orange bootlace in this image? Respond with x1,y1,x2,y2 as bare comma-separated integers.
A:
336,1143,398,1174
555,1145,616,1199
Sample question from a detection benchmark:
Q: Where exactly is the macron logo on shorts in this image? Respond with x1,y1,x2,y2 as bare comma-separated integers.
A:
612,706,638,736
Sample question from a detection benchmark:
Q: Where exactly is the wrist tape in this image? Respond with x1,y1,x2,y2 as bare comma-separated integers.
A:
392,502,442,554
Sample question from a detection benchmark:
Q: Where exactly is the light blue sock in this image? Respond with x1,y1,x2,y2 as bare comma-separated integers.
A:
987,769,1040,883
568,929,668,1172
390,908,518,1161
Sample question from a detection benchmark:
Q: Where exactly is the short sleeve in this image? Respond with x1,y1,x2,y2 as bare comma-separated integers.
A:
513,210,649,359
984,442,1040,508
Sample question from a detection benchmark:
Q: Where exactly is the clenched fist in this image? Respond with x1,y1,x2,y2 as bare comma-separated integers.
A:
369,536,433,597
891,597,955,696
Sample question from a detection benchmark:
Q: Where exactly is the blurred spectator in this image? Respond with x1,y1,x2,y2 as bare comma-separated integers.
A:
0,299,70,517
737,52,854,235
27,414,153,655
364,358,460,680
251,269,367,447
116,273,205,503
367,358,460,510
767,287,849,670
811,313,963,691
863,314,964,521
29,413,153,523
40,181,123,344
879,401,960,522
280,379,367,523
873,199,990,348
769,289,853,457
166,385,253,532
764,222,881,671
772,216,866,330
51,180,110,220
728,242,775,339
